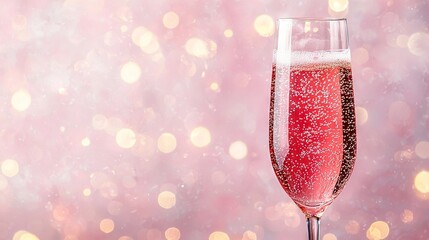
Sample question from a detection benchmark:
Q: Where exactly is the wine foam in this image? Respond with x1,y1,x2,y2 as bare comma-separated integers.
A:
291,50,351,66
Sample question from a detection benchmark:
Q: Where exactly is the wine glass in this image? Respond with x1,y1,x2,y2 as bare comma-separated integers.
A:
269,18,357,239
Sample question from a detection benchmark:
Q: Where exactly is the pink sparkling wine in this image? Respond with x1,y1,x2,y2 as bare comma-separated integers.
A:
269,52,357,217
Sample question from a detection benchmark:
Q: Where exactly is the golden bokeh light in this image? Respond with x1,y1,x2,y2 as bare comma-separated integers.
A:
401,209,413,223
13,231,40,240
163,11,180,29
414,170,429,194
81,137,91,147
253,14,274,37
407,32,429,56
120,61,141,84
415,141,429,159
185,38,217,59
58,87,67,95
158,191,176,209
11,89,32,112
120,25,128,32
242,230,257,240
118,236,133,240
83,188,91,196
1,159,19,178
165,227,181,240
116,128,136,149
210,82,220,92
224,29,233,38
190,126,211,147
157,132,177,153
209,231,230,240
131,26,160,54
100,218,115,233
356,106,369,125
329,0,349,12
366,221,389,240
132,26,149,46
323,233,337,240
229,141,248,160
52,204,70,222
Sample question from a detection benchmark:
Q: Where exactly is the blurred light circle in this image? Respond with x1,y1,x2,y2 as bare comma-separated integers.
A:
157,133,177,153
11,89,31,112
284,211,300,228
121,61,141,84
414,171,429,194
52,204,70,222
132,26,160,54
1,159,19,178
323,233,337,240
407,32,429,56
415,141,429,159
99,218,115,233
396,34,409,48
81,137,91,147
229,141,248,160
158,191,176,209
401,209,413,223
116,128,136,149
132,26,150,46
209,231,230,240
356,107,369,125
210,82,220,92
190,126,211,147
345,220,360,234
329,0,349,12
118,236,133,240
367,221,389,240
165,227,181,240
13,231,40,240
185,38,217,59
242,230,257,240
224,29,233,38
163,11,179,29
82,188,91,196
253,14,274,37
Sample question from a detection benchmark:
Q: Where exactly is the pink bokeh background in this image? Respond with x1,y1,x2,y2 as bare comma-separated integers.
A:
0,0,428,239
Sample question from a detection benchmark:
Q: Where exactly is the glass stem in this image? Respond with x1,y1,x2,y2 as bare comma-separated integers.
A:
307,216,320,240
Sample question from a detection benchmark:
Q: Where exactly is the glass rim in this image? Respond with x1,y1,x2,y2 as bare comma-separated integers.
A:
277,17,347,22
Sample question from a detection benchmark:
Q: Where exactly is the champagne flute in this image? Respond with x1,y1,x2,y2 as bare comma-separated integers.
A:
269,18,357,240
